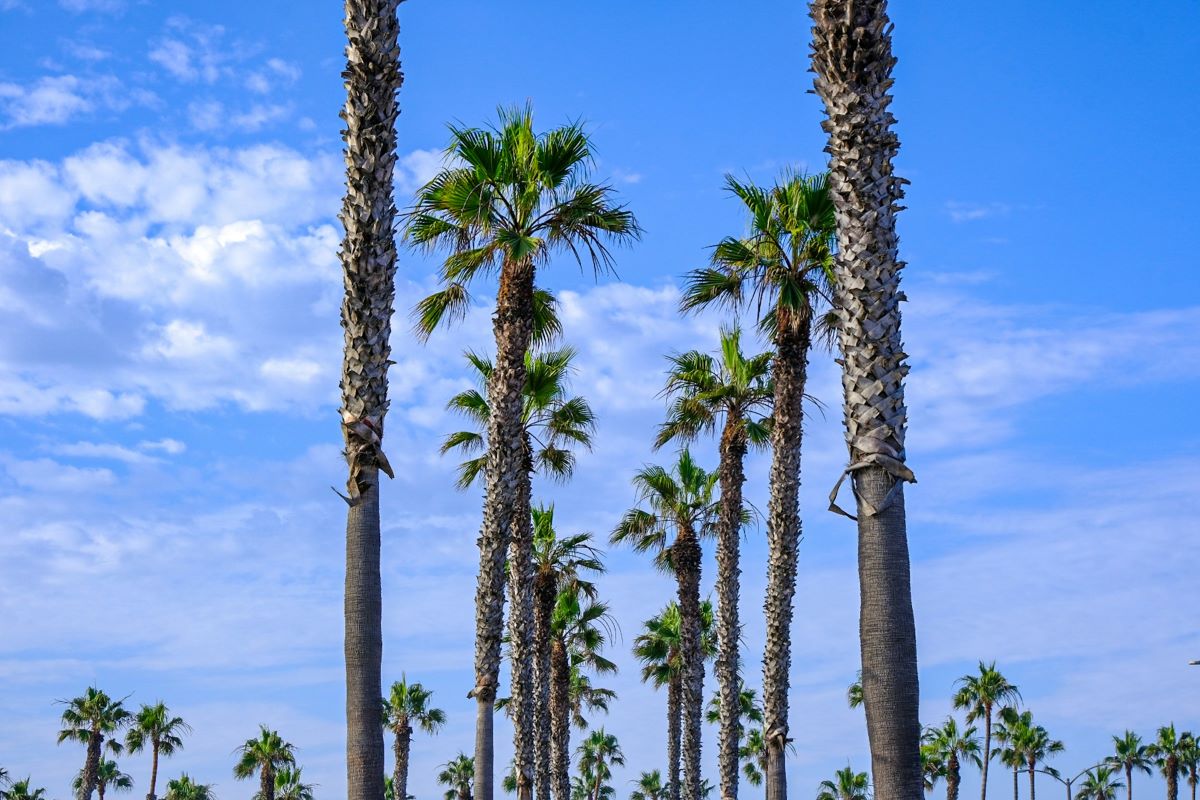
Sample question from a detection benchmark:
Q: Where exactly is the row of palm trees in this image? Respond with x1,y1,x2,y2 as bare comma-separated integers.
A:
336,2,922,799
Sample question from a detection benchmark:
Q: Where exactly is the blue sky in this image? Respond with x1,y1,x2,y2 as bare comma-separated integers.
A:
1,1,1198,799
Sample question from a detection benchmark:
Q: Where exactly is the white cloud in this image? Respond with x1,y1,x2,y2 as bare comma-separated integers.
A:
0,75,93,127
139,437,186,454
59,0,125,11
945,200,1011,223
57,441,158,464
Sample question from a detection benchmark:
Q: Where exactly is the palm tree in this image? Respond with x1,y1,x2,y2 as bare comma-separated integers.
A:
1181,735,1199,800
1,780,46,800
270,768,316,800
816,768,870,800
682,166,836,800
921,744,946,795
656,327,772,800
954,663,1022,800
613,450,719,800
630,772,670,800
163,776,214,800
740,728,768,788
406,106,638,800
992,708,1025,800
579,729,624,800
705,684,765,730
1075,769,1124,800
1149,725,1194,800
438,755,474,800
1019,719,1063,800
383,677,445,800
233,727,296,800
125,702,190,800
1109,731,1153,800
58,687,132,800
847,672,864,710
923,718,983,800
74,760,134,800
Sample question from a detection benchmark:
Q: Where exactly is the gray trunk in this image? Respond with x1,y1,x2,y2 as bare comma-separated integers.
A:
79,730,101,800
981,713,992,800
1013,765,1019,800
534,577,557,800
394,725,411,800
345,472,385,800
761,321,808,800
1027,763,1035,800
147,741,160,800
509,448,536,800
715,421,747,800
668,675,682,800
549,638,571,800
811,3,921,800
474,695,495,800
675,528,704,800
1124,765,1131,800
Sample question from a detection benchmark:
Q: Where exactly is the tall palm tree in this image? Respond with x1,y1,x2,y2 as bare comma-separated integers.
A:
816,768,870,800
613,451,720,800
954,663,1022,800
630,771,670,800
406,107,639,800
682,169,836,800
1075,769,1124,800
125,702,190,800
810,2,922,798
923,718,983,800
74,760,134,800
1149,725,1194,800
58,687,131,800
163,776,214,800
992,708,1025,800
438,755,475,800
657,327,772,800
1181,735,1199,800
337,2,402,799
578,730,624,800
270,768,316,800
1,780,46,800
1108,731,1153,800
233,727,296,800
383,677,445,800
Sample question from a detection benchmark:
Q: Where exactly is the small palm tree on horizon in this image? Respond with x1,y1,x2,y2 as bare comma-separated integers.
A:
1075,768,1124,800
125,702,190,800
73,759,133,800
232,727,296,800
954,662,1022,800
437,754,474,800
383,677,445,800
163,775,213,800
58,687,132,800
816,767,870,800
1109,731,1154,800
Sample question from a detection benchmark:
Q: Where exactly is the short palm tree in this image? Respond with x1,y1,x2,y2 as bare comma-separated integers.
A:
613,449,719,800
1,780,46,800
383,677,445,800
954,662,1022,800
1181,735,1199,800
270,768,315,800
163,776,213,800
233,727,296,800
657,326,771,800
1149,725,1194,800
405,105,638,800
816,767,870,800
58,687,132,800
630,771,670,800
923,717,983,800
74,760,134,800
992,708,1025,800
437,754,474,800
682,167,836,800
1109,732,1153,800
578,729,624,800
1075,768,1124,800
125,702,190,800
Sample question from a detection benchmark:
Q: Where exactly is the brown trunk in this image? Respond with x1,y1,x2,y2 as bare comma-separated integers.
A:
261,767,275,800
947,753,959,800
981,712,992,800
533,574,558,800
345,470,385,800
509,441,536,800
675,527,704,800
1027,760,1035,800
715,419,747,800
394,723,411,800
1168,758,1179,800
148,742,160,800
549,637,571,800
1124,765,1131,800
668,674,682,800
79,729,102,800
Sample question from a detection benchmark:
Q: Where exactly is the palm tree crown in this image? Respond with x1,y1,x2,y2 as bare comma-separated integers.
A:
438,754,475,800
611,449,719,571
384,678,446,736
630,771,670,800
74,759,134,800
233,727,296,800
164,775,214,800
817,767,871,800
1075,768,1125,800
57,687,131,749
270,767,315,800
1,780,46,800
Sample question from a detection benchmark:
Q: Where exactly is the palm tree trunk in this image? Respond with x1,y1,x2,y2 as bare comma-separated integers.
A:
811,4,921,800
261,768,275,800
675,527,704,800
668,674,682,800
1027,762,1035,800
550,636,572,800
761,319,808,800
1124,765,1131,800
1168,760,1178,800
534,576,557,800
148,742,159,800
394,727,411,800
508,451,536,800
715,421,748,800
80,730,102,800
339,3,401,800
947,755,959,800
981,713,992,800
98,784,107,800
1012,766,1019,800
475,257,537,800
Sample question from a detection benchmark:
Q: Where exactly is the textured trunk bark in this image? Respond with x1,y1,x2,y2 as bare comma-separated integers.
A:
550,637,571,800
947,754,959,800
1124,765,1131,800
981,713,992,800
509,443,537,800
668,675,682,800
715,421,748,800
147,742,160,800
394,725,411,800
261,767,275,800
675,528,704,800
761,320,808,800
98,784,107,800
1168,758,1179,800
811,4,920,800
1012,766,1018,800
533,576,557,800
339,3,401,800
1026,762,1035,800
475,256,536,800
80,730,101,800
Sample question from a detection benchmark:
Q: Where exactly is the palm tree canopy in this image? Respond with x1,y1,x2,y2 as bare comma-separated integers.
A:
578,728,625,781
57,687,132,748
74,760,134,794
436,754,474,800
1110,731,1154,776
442,346,596,488
629,770,669,800
705,683,764,726
270,767,316,800
125,702,191,756
383,677,446,735
532,503,605,597
952,662,1021,722
922,717,984,768
164,775,215,800
233,727,296,780
1075,767,1125,800
847,671,863,709
1,779,47,800
405,105,640,339
816,766,871,800
631,600,716,687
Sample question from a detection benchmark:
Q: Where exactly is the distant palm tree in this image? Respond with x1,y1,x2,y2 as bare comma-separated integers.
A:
613,449,719,800
437,754,474,800
1181,735,1199,800
125,702,190,800
163,776,214,800
1149,725,1194,800
1016,714,1062,800
233,727,296,800
924,717,983,800
74,759,134,800
954,663,1022,800
630,771,670,800
406,106,639,800
578,729,624,800
847,672,863,710
816,767,870,800
383,677,445,800
705,684,764,729
2,779,46,800
270,767,315,800
1074,768,1124,800
656,326,772,800
1109,732,1154,800
921,743,946,794
58,687,132,800
992,708,1025,800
